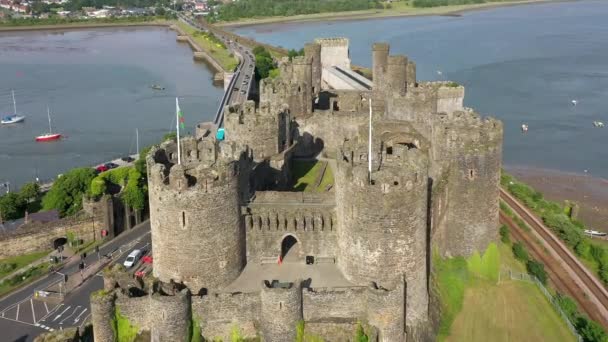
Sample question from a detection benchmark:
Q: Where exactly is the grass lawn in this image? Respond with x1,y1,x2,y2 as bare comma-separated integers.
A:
0,250,50,278
175,21,238,71
444,242,576,342
291,160,334,192
0,262,51,297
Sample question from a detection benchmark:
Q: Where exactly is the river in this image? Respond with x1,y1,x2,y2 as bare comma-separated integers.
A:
0,26,223,189
232,0,608,178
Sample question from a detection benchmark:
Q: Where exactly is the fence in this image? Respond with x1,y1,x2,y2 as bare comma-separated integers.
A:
505,269,583,342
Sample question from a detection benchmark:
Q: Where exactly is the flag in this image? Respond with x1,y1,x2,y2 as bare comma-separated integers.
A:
176,98,185,130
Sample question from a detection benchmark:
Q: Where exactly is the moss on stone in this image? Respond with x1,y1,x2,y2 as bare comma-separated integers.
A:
112,306,139,342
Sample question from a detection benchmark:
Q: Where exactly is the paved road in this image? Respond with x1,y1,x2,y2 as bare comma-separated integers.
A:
178,13,255,128
0,222,151,342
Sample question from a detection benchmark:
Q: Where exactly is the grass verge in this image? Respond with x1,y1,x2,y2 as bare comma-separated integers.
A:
0,262,51,297
175,21,238,71
0,250,51,278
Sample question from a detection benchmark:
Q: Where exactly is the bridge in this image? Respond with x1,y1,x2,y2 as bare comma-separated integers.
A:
178,14,256,129
323,65,373,91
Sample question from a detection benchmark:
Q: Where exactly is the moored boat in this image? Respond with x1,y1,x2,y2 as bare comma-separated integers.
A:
35,107,62,142
0,90,26,125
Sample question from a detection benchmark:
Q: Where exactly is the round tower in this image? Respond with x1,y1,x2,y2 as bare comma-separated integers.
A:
436,115,503,256
147,140,244,292
335,139,429,327
304,42,322,96
372,42,390,93
90,290,116,342
387,55,408,96
149,290,191,342
260,280,303,342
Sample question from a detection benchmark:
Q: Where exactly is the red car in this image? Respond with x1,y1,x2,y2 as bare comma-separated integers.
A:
96,165,108,173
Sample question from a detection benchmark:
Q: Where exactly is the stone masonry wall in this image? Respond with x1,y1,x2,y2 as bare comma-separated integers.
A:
0,214,96,259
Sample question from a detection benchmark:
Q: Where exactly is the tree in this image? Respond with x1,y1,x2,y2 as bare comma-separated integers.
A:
42,167,97,217
576,316,608,342
18,182,40,203
0,192,26,221
253,46,275,80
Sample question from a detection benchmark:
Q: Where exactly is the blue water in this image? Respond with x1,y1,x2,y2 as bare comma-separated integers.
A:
0,27,223,188
233,0,608,178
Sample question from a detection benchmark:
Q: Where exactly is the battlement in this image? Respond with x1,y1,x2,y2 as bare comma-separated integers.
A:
372,42,390,51
147,141,239,193
388,55,408,65
315,37,349,47
224,100,282,121
292,55,313,65
435,110,503,150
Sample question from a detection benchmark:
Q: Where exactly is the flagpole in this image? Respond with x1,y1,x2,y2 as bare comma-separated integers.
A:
368,98,372,184
176,97,181,165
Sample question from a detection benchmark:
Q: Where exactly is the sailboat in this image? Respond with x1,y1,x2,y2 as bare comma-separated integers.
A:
35,107,61,142
1,90,26,124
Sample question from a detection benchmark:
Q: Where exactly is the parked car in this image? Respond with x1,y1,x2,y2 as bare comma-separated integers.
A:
104,162,119,169
121,156,135,163
96,165,108,173
123,249,143,268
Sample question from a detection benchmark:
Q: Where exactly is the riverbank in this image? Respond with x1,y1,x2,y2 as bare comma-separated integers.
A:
217,0,570,28
505,166,608,233
0,19,171,32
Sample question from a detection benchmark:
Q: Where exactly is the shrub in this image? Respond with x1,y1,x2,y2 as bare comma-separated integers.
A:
499,225,510,244
0,262,17,274
512,242,529,263
526,260,548,285
576,316,608,342
575,240,592,260
554,293,579,322
42,167,97,216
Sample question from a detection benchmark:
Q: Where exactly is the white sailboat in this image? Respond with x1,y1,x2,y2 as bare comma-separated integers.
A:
35,107,62,142
1,90,26,124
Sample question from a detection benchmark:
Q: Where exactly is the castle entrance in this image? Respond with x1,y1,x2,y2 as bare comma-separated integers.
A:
280,235,300,263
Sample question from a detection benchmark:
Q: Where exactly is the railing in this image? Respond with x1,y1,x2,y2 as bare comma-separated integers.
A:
505,269,583,342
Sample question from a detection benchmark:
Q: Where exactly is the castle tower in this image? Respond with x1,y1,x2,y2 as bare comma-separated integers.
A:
387,55,408,96
149,290,191,342
90,290,116,342
367,278,406,341
372,42,390,93
304,42,322,97
260,280,303,342
291,55,314,115
147,140,244,292
433,114,503,256
335,130,429,329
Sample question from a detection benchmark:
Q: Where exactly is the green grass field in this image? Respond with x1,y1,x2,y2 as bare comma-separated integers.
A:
291,160,334,192
175,21,238,71
0,250,50,278
444,242,576,342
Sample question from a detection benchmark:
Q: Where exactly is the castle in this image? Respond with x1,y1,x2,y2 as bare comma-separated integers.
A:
91,38,503,342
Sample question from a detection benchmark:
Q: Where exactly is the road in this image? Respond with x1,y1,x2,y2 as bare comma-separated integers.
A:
500,189,608,328
177,13,256,128
0,222,152,342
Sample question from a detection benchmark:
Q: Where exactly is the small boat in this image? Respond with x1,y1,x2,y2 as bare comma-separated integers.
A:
584,229,607,237
0,90,26,125
35,107,61,142
150,84,165,91
593,121,604,128
521,124,529,132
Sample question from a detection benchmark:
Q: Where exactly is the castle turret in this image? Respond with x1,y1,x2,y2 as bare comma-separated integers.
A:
147,140,244,292
90,290,116,342
372,42,390,93
335,124,429,329
260,280,303,342
304,42,322,96
432,113,503,256
149,290,191,342
387,55,408,96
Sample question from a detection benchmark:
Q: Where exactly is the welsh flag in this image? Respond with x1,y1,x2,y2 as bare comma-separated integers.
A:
176,98,185,130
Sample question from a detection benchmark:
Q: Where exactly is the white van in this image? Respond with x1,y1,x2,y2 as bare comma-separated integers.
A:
123,249,142,268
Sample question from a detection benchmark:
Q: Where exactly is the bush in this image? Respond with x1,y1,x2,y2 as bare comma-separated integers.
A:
526,260,548,285
0,192,27,220
0,262,17,274
576,316,608,342
499,225,510,244
512,242,529,263
575,240,592,259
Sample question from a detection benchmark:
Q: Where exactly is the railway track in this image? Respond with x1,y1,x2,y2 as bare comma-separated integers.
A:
500,188,608,327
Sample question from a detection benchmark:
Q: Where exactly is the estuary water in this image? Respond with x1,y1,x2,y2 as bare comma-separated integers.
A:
0,27,223,188
233,0,608,178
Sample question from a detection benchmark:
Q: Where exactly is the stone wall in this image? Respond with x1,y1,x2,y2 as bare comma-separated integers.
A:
0,213,97,259
303,286,367,320
193,291,261,340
